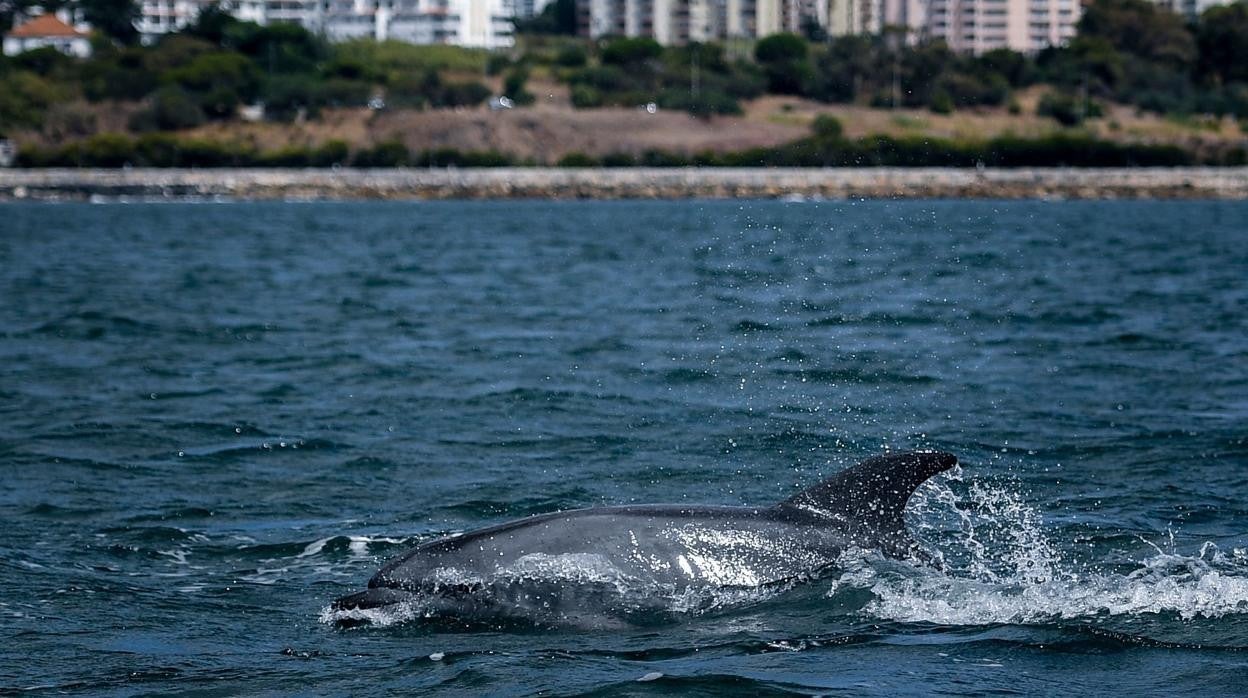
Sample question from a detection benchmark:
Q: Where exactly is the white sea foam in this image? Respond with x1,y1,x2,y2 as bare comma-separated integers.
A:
839,474,1248,625
319,599,433,627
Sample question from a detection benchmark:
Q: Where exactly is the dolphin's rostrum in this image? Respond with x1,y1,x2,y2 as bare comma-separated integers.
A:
333,450,956,621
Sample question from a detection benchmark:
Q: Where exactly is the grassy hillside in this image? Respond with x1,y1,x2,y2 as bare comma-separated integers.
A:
2,0,1246,166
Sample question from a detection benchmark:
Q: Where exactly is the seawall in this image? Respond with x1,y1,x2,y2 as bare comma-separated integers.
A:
3,167,1248,201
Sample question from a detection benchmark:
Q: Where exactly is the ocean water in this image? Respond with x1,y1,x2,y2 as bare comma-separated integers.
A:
1,199,1246,695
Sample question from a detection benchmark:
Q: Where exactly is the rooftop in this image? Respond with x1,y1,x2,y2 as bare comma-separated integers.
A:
7,14,89,38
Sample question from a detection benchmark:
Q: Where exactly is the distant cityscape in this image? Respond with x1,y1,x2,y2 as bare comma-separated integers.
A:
3,0,1241,56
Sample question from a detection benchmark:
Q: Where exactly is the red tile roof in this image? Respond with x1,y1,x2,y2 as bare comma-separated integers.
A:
8,15,89,38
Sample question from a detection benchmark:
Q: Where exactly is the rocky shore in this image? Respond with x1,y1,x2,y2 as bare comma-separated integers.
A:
3,167,1248,201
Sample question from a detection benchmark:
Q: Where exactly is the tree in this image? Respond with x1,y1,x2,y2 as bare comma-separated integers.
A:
163,51,261,118
754,33,807,63
514,0,576,35
810,35,885,103
1197,1,1248,85
976,48,1031,87
601,37,662,66
184,2,242,46
754,33,812,95
1079,0,1195,69
1,0,38,32
77,0,140,45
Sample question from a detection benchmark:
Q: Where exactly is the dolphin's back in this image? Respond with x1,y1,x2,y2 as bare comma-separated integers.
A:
338,451,957,616
371,505,799,591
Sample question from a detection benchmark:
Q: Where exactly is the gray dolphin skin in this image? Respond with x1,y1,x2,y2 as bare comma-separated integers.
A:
333,450,956,618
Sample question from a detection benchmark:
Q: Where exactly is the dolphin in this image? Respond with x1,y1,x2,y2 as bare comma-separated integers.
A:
332,450,956,622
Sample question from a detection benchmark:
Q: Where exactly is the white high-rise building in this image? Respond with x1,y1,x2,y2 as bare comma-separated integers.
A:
925,0,1077,54
134,0,266,42
825,0,880,36
579,0,794,42
136,0,209,40
128,0,536,47
262,1,322,31
577,0,1077,52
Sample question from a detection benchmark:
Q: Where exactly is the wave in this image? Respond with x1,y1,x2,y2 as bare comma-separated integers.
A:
27,310,162,340
176,437,346,459
845,475,1248,627
772,367,937,386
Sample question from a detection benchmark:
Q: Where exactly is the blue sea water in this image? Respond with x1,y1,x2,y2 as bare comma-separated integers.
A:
1,199,1246,695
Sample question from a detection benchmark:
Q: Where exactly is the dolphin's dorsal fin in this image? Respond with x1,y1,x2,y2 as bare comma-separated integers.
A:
772,451,956,543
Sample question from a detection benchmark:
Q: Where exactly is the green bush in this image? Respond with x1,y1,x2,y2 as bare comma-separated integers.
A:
1037,91,1103,125
656,88,741,116
485,53,512,76
77,133,137,167
439,81,490,107
555,44,588,68
11,46,72,76
639,149,689,167
352,140,410,167
600,152,636,167
413,148,514,167
309,140,349,167
503,67,535,106
601,37,662,66
177,138,256,166
255,146,311,167
0,71,66,129
928,89,954,114
754,34,813,96
811,114,844,139
164,51,261,119
557,152,597,167
570,84,603,108
755,33,808,63
134,133,183,165
316,78,372,108
129,86,206,131
387,70,489,109
332,39,488,75
14,131,1206,169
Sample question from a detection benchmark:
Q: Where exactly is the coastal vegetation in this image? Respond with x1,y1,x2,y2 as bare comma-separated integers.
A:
2,0,1247,167
16,120,1230,168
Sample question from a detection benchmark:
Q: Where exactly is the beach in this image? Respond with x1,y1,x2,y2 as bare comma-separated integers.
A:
3,167,1248,201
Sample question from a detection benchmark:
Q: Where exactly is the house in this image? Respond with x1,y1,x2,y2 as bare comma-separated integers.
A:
2,14,92,58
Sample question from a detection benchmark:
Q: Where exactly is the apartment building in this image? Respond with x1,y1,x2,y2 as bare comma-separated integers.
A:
126,0,536,47
925,0,1078,54
579,0,1076,53
134,0,266,41
825,0,880,35
580,0,793,42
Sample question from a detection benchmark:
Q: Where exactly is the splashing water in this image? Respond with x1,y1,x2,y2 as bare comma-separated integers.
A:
836,471,1248,625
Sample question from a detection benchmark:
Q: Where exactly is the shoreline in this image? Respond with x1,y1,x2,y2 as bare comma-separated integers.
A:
3,167,1248,201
